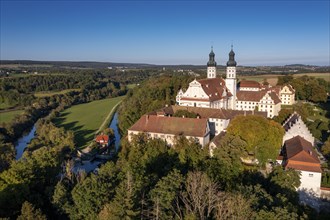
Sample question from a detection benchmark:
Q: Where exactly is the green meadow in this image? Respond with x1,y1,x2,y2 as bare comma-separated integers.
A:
34,89,81,97
54,96,124,148
0,110,24,123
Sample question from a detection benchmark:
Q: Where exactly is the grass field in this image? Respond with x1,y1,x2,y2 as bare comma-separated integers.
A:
0,110,24,124
34,89,81,97
53,96,124,149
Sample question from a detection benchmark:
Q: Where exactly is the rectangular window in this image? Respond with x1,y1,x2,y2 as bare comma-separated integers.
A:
309,174,313,177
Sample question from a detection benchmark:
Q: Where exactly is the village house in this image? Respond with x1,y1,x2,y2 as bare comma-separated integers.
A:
277,112,322,197
95,134,110,147
279,135,322,196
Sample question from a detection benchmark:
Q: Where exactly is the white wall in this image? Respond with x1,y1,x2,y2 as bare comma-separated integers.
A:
283,117,314,144
207,66,216,78
239,87,260,91
128,130,210,147
299,170,322,196
226,66,237,110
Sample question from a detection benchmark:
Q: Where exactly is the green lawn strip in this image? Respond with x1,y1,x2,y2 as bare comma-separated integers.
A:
34,89,81,97
0,110,24,123
53,96,124,149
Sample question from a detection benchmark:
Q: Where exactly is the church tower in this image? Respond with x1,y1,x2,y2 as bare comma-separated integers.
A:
225,45,237,109
207,47,217,78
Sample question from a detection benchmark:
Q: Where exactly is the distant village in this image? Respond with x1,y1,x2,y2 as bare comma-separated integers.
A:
127,47,329,206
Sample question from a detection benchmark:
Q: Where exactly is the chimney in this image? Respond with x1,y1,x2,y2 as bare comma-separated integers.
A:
165,104,168,107
146,115,149,123
182,115,185,118
309,150,312,155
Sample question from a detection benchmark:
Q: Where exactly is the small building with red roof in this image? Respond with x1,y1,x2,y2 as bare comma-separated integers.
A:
281,135,322,196
95,134,110,147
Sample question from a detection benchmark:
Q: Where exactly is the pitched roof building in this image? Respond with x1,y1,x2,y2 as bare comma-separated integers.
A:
128,114,210,147
128,105,267,147
281,136,322,196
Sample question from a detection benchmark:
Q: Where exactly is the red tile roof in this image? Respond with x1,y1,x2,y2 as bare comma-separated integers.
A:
197,78,232,101
284,136,319,163
269,92,282,104
96,135,109,143
128,115,208,137
284,136,321,173
286,162,322,173
239,80,262,88
236,90,267,101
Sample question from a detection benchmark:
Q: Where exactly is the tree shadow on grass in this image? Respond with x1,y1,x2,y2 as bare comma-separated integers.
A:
54,120,97,149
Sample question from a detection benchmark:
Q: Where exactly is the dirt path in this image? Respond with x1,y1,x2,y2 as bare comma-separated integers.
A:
81,101,122,154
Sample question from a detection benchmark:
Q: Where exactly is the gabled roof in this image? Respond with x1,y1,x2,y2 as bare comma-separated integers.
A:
284,136,319,163
210,131,226,146
268,92,282,104
156,105,267,119
239,80,261,88
283,113,299,131
281,84,295,93
128,115,208,137
197,78,232,101
96,135,109,143
284,136,321,173
236,90,267,101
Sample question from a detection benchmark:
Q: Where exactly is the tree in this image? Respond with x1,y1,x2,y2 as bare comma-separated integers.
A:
17,201,46,220
173,110,199,118
149,169,184,220
99,171,139,220
207,134,246,188
269,166,301,192
0,142,15,172
70,162,119,219
226,115,284,166
179,171,219,220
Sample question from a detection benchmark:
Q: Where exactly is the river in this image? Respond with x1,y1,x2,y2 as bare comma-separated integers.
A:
15,112,121,173
72,112,121,173
15,125,36,160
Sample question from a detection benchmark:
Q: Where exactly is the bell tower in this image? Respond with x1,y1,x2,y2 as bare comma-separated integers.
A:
207,47,217,79
225,45,237,109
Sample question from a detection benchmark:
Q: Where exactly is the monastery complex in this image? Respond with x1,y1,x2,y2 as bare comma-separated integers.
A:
127,47,325,198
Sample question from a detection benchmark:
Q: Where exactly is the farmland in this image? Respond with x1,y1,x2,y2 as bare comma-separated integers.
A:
238,72,330,86
53,96,124,148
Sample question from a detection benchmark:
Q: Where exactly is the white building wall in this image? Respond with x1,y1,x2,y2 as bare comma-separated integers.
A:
283,118,314,144
209,118,230,135
298,170,322,196
280,85,295,105
207,66,216,79
225,66,237,110
239,87,260,91
128,130,210,147
179,100,210,108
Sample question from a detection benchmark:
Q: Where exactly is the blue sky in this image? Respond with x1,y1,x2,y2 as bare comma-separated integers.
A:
1,0,329,66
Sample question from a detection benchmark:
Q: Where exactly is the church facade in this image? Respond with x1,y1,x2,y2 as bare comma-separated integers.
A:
176,47,295,118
